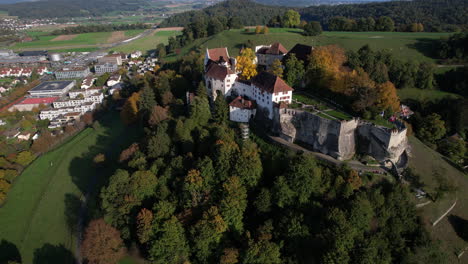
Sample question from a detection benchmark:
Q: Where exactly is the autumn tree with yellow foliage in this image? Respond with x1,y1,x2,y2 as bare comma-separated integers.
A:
236,48,257,80
120,92,140,125
306,45,400,114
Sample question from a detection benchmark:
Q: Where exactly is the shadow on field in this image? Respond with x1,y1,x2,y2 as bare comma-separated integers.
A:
406,38,438,60
33,243,75,264
448,215,468,242
64,193,82,235
0,239,22,263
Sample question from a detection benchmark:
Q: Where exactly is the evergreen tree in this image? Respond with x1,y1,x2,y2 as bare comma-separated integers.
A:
213,94,229,125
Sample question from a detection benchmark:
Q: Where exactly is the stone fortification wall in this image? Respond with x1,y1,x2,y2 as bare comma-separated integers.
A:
275,108,408,162
276,108,358,160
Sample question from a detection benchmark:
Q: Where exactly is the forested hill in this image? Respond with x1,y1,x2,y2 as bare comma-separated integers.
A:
300,0,468,32
160,0,285,28
0,0,149,18
160,0,468,32
254,0,392,7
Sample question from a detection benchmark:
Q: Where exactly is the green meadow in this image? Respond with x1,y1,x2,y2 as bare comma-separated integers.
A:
0,112,141,263
166,28,451,63
111,29,182,54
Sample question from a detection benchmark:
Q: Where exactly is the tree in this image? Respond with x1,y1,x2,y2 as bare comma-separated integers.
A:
148,105,169,126
242,222,282,264
15,151,34,166
284,54,304,87
95,72,110,86
268,59,283,78
220,176,247,233
233,141,263,188
81,219,126,264
190,95,211,127
282,10,300,28
156,43,166,58
376,16,395,31
255,25,262,34
93,153,105,165
120,92,140,125
191,206,228,262
149,216,190,264
213,94,228,125
146,122,171,158
375,81,400,112
261,26,269,34
303,21,322,36
208,17,224,36
228,17,243,29
236,48,257,80
438,137,466,163
417,113,446,145
220,248,239,264
136,208,153,244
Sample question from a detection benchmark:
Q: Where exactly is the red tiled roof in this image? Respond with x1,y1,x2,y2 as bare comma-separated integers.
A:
229,96,256,109
251,71,293,94
207,48,230,63
205,61,235,80
257,43,288,55
19,97,59,105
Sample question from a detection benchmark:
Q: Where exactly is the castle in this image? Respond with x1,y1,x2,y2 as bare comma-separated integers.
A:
203,44,408,165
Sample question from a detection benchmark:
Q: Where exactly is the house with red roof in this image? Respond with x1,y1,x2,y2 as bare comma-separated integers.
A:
255,42,288,69
229,96,257,123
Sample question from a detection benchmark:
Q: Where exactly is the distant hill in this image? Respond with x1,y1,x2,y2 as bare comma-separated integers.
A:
253,0,393,7
160,0,285,27
161,0,467,32
0,0,150,18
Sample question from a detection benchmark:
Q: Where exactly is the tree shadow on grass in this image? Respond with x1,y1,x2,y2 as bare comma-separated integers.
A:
33,243,75,264
448,214,468,242
64,193,83,235
406,38,439,60
0,239,21,264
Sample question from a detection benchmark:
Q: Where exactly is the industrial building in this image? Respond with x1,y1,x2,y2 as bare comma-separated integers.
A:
55,67,90,79
95,62,118,75
28,80,76,97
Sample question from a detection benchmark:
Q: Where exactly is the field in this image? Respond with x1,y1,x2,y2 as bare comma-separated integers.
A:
0,112,141,263
398,88,462,102
166,28,452,63
407,137,468,263
111,28,182,55
11,29,145,51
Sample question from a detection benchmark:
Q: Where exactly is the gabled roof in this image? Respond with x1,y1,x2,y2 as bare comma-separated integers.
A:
251,71,293,94
207,47,230,63
205,60,235,80
229,96,256,110
257,42,288,55
284,44,313,62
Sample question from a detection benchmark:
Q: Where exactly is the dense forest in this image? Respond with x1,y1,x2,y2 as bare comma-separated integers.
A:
160,0,468,32
49,23,150,35
0,0,149,18
77,51,450,264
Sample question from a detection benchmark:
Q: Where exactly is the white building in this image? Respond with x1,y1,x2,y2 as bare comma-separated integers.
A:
95,63,118,75
234,71,293,119
81,75,96,89
106,75,121,87
255,42,288,69
130,51,142,58
204,47,237,100
55,67,90,79
229,96,257,123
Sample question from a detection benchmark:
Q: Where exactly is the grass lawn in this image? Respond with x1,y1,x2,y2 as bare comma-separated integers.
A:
407,136,468,263
398,88,461,103
0,111,141,263
111,30,182,55
165,29,452,63
47,47,101,53
12,30,145,51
